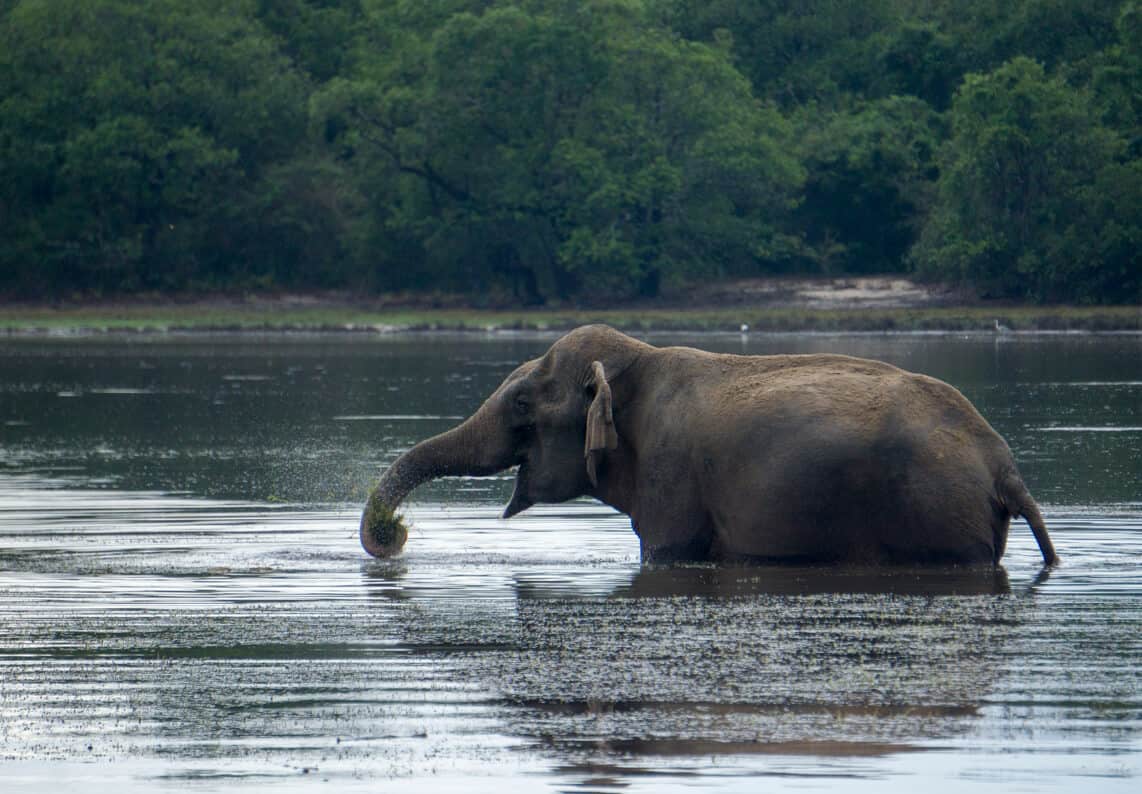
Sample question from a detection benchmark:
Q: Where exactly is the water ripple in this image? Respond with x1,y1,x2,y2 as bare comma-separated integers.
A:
1,483,1140,791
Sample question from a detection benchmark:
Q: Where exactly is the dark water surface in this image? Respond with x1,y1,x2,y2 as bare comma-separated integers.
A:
1,331,1139,792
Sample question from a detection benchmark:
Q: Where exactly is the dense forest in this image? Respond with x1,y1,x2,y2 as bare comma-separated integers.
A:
1,0,1138,304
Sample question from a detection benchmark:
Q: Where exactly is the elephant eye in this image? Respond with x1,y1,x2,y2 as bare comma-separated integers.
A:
514,395,530,416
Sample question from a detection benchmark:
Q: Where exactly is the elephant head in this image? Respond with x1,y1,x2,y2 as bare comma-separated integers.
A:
360,326,647,557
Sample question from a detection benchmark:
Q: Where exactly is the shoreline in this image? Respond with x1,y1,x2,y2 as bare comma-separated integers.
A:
2,279,1139,335
2,303,1139,336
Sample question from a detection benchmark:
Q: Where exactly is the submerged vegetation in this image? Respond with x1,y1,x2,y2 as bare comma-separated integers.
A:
360,494,409,557
1,1,1139,305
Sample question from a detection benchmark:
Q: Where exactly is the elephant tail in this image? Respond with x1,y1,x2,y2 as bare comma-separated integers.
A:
1000,472,1059,566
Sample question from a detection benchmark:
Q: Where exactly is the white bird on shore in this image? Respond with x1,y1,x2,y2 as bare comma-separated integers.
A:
994,319,1010,334
740,323,750,334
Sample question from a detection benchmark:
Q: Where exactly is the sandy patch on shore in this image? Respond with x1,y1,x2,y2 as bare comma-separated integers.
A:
680,277,963,310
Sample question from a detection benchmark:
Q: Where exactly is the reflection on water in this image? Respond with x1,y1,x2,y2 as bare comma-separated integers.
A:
1,333,1140,791
610,563,1015,597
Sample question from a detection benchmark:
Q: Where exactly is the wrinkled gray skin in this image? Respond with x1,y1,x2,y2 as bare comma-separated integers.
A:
362,325,1058,566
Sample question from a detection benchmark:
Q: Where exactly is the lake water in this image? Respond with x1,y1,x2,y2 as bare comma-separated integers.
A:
1,331,1139,792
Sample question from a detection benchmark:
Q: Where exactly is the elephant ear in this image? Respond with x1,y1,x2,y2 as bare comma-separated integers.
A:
585,361,618,487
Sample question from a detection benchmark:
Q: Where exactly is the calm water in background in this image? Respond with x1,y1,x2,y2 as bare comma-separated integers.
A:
0,331,1139,792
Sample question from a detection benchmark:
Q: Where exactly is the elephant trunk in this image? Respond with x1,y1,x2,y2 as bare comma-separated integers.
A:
359,408,512,557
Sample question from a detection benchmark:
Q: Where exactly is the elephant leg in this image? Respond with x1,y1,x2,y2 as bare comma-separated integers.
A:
638,529,713,563
630,497,717,564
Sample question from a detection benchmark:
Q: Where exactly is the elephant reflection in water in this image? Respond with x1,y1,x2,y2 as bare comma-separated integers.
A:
359,559,1035,765
362,325,1057,567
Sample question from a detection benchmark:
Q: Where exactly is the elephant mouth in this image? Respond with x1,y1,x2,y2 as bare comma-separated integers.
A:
502,462,533,519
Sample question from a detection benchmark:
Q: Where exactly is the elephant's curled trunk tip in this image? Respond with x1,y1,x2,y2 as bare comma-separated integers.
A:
360,490,409,558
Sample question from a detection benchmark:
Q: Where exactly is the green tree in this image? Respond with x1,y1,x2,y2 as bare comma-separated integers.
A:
324,0,802,302
792,96,941,274
551,3,803,297
0,0,315,295
664,0,894,107
254,0,365,82
1090,2,1141,153
912,56,1139,302
855,20,966,110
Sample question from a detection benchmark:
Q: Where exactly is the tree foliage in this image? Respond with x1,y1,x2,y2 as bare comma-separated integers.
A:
792,96,941,275
318,1,802,301
1,0,1138,303
913,56,1139,302
0,0,324,293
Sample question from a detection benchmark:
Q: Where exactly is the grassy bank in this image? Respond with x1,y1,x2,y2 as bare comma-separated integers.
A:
1,301,1139,334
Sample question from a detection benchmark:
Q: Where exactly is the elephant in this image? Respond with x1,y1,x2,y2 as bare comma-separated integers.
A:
360,325,1058,567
